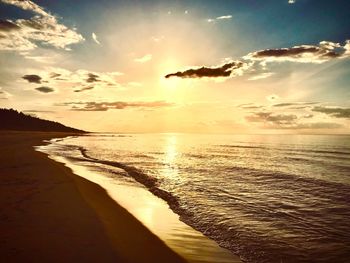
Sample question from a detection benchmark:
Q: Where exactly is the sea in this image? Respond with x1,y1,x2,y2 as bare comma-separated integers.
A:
37,133,350,263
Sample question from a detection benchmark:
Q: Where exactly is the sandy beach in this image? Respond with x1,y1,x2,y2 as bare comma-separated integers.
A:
0,131,186,263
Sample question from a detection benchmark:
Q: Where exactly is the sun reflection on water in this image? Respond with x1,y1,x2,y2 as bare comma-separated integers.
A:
161,134,181,182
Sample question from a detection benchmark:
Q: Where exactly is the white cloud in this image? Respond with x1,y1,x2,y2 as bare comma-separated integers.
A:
207,15,232,23
1,0,49,16
0,0,84,51
216,15,232,20
22,54,57,64
151,36,164,42
248,72,274,81
92,32,101,45
134,54,152,63
343,40,350,56
288,0,296,4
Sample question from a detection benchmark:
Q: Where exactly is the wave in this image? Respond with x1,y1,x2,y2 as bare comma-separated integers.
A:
71,145,350,263
76,146,181,208
36,133,349,263
219,144,350,156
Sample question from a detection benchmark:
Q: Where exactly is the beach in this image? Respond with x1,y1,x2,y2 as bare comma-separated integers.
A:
40,133,350,263
0,131,187,263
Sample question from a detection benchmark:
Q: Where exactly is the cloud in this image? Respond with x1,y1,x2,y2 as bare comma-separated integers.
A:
23,55,56,64
151,36,164,42
1,0,50,16
74,86,94,93
303,114,313,119
246,112,298,125
22,74,42,83
35,86,54,93
245,111,343,129
237,103,263,110
288,0,296,4
165,61,247,79
22,110,54,113
86,73,100,83
248,72,274,81
216,15,232,20
312,106,350,119
293,122,343,129
23,68,123,92
207,15,232,22
50,72,61,78
0,87,12,99
245,41,348,63
0,0,84,51
273,102,318,107
0,20,20,32
134,54,152,63
92,32,100,45
57,101,174,111
164,39,349,80
344,40,350,56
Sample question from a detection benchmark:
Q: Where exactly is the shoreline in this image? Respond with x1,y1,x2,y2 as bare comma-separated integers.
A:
0,131,186,263
38,133,242,263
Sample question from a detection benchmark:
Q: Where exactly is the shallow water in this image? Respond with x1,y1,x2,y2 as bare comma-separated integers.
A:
39,134,350,263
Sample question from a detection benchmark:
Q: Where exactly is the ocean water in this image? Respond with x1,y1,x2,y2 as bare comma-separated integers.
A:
39,134,350,263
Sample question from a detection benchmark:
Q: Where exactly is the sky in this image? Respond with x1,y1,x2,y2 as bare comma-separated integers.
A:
0,0,349,133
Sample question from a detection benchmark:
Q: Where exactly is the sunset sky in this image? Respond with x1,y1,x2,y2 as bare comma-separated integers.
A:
1,0,349,133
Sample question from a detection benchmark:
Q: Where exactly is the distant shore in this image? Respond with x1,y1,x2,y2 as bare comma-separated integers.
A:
0,131,186,263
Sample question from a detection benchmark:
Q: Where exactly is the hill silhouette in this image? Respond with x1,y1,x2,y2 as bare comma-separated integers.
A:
0,108,86,133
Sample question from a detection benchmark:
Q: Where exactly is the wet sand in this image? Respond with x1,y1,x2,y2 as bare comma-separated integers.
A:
0,131,186,263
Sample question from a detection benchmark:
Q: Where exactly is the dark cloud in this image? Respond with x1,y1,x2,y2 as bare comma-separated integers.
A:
50,72,61,78
292,122,343,129
245,41,347,63
237,103,263,109
246,112,297,125
253,46,338,58
74,86,94,93
22,74,42,84
165,61,245,79
312,106,350,119
57,101,174,111
164,40,349,81
273,102,318,107
0,20,20,32
246,111,343,129
273,103,299,107
86,73,100,83
22,110,54,113
246,111,342,129
35,86,54,93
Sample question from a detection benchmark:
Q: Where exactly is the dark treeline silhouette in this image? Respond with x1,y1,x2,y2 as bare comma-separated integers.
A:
0,108,86,133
